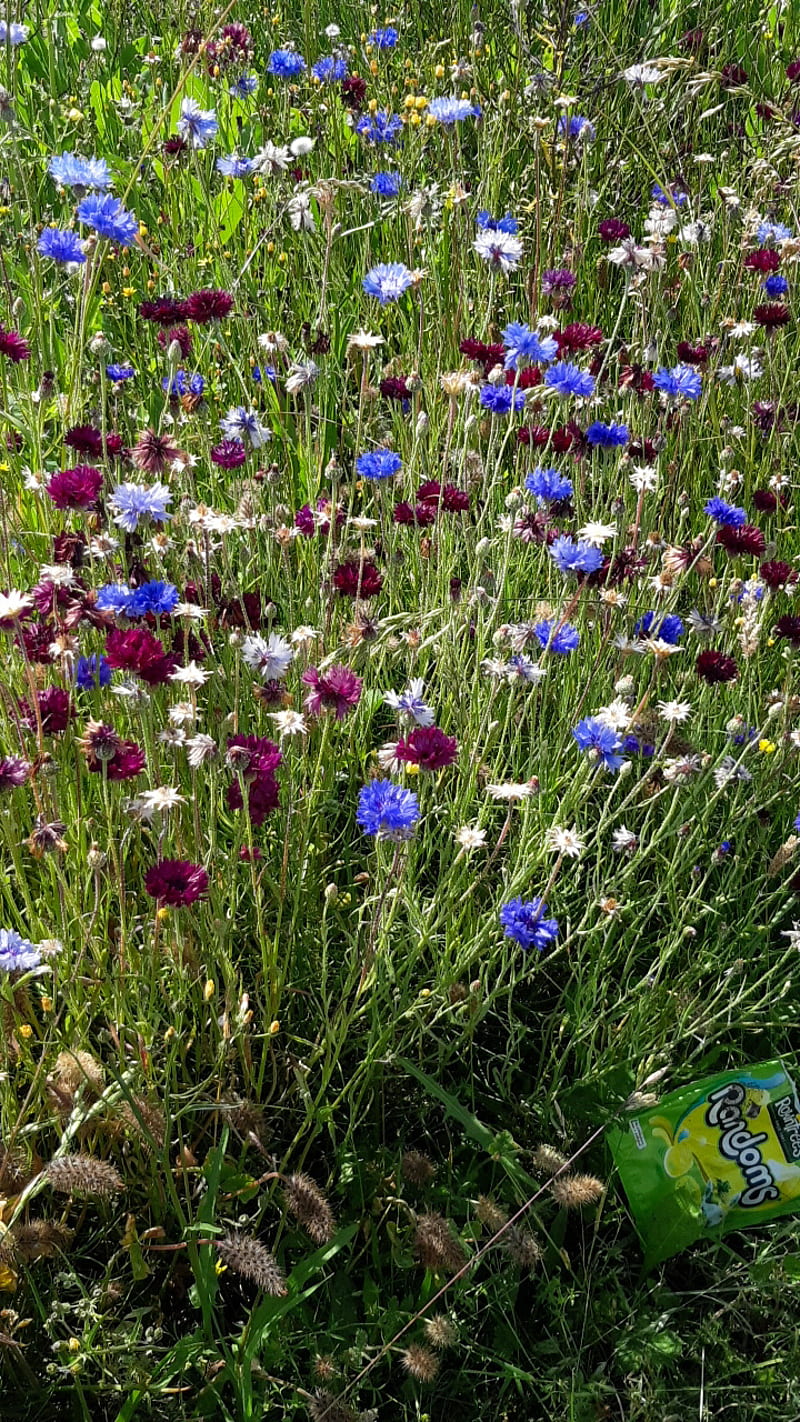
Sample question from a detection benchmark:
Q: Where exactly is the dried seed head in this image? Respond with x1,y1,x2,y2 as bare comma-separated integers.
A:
52,1049,105,1097
423,1313,458,1350
215,1231,287,1295
307,1389,358,1422
401,1150,436,1187
503,1225,541,1271
401,1343,439,1382
475,1195,508,1232
118,1096,166,1150
312,1355,338,1383
0,1142,34,1194
769,837,799,876
1,1219,72,1265
530,1144,568,1177
223,1095,268,1144
282,1172,336,1244
413,1211,468,1273
550,1173,605,1209
45,1153,124,1198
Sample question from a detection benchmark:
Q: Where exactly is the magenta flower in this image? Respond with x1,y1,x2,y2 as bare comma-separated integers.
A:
303,665,363,719
145,859,209,907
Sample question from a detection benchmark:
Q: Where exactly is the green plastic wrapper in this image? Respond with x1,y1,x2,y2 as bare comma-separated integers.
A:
609,1060,800,1265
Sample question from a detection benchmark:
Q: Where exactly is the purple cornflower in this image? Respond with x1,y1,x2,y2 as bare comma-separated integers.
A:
75,654,112,689
572,716,625,772
0,929,41,973
541,268,576,295
499,897,559,952
356,111,403,144
357,779,420,841
549,535,604,576
109,482,172,532
0,757,30,790
557,114,595,140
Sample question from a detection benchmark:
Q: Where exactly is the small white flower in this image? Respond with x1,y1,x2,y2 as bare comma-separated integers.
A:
611,825,638,854
289,625,320,647
287,191,315,232
242,633,293,681
0,590,32,623
658,700,693,723
253,142,290,173
169,660,212,687
622,62,664,85
577,521,617,546
486,781,536,801
169,701,196,727
289,135,315,157
39,564,76,587
596,698,632,732
545,826,585,857
269,709,308,738
455,824,487,851
629,464,658,492
186,734,217,767
137,786,186,818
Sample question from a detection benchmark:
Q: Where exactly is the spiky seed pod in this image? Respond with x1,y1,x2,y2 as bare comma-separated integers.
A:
307,1389,358,1422
52,1049,105,1097
401,1343,439,1382
530,1144,569,1177
224,1096,268,1143
0,1142,34,1193
400,1150,436,1187
214,1231,287,1296
768,837,799,876
475,1195,508,1232
423,1314,458,1350
312,1355,338,1383
413,1211,468,1273
1,1219,72,1265
118,1096,166,1150
282,1172,336,1244
550,1173,605,1209
45,1153,124,1198
503,1225,542,1271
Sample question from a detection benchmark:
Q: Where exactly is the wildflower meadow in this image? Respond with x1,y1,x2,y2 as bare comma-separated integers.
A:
2,0,800,1416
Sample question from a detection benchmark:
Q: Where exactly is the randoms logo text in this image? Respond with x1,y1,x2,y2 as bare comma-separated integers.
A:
704,1083,780,1208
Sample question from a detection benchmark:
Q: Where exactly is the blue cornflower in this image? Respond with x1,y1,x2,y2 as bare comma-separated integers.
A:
795,812,800,832
177,98,218,149
95,584,134,615
476,210,519,234
75,654,112,690
110,482,172,532
267,49,306,78
763,274,789,297
0,21,28,44
230,74,258,98
525,467,573,504
216,153,255,178
312,55,348,81
37,227,86,264
557,114,595,140
356,111,403,145
49,152,112,191
385,680,435,726
651,182,688,206
76,193,138,247
623,735,655,757
357,779,420,841
479,384,525,415
252,365,277,385
106,364,135,381
634,611,684,643
757,221,792,244
363,261,414,304
549,535,604,576
162,370,205,398
653,364,702,400
499,897,559,952
704,497,746,527
544,360,595,398
586,420,629,447
427,97,481,124
220,406,271,446
574,9,590,23
356,449,402,480
533,619,580,654
371,171,402,197
126,581,179,618
370,26,399,48
0,929,41,973
572,716,625,772
502,322,558,370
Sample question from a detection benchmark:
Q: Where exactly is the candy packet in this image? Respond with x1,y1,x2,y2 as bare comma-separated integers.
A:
609,1060,800,1266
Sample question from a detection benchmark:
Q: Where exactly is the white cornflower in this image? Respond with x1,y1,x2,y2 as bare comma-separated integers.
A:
455,824,487,851
0,590,32,623
608,238,659,270
158,726,186,747
241,632,293,681
258,330,289,354
173,602,208,620
658,700,692,723
185,734,217,767
169,701,196,726
474,228,523,272
111,678,150,703
611,825,638,854
347,328,384,352
662,754,704,782
287,190,315,231
169,660,213,687
596,698,632,732
545,826,585,858
269,709,308,739
253,142,290,173
577,521,617,546
717,354,763,385
385,678,435,727
39,564,75,587
629,464,658,492
137,787,186,819
486,781,536,801
622,62,664,86
727,319,756,339
678,219,712,245
289,625,320,647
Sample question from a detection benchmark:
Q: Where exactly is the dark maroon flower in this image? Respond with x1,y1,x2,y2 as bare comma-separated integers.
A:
20,686,73,734
105,627,178,684
302,665,362,719
418,481,470,512
752,489,778,514
341,74,367,110
132,428,180,474
788,60,800,83
555,322,604,354
0,756,30,790
505,365,542,390
756,102,776,121
720,63,748,88
716,523,766,557
696,650,738,684
145,859,208,906
513,509,552,544
332,559,383,598
459,338,504,376
47,464,103,511
219,591,265,630
680,27,705,51
676,341,710,364
17,622,54,663
745,249,781,273
30,578,76,617
52,531,87,567
619,365,656,394
553,421,585,454
105,433,126,459
139,296,189,325
210,438,247,469
184,289,233,324
395,726,458,771
775,614,800,645
754,303,790,329
380,375,412,403
0,326,30,362
752,400,778,431
597,219,630,242
239,845,263,861
226,735,282,778
64,424,104,459
628,436,661,462
227,772,280,825
517,425,550,448
393,500,437,527
760,560,795,589
163,136,188,156
294,496,344,537
157,324,193,358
